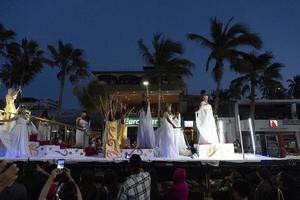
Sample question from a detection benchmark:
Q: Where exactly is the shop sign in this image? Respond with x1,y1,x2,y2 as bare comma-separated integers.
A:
124,117,159,127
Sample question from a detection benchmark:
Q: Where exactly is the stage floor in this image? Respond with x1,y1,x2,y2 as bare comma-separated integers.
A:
1,153,295,164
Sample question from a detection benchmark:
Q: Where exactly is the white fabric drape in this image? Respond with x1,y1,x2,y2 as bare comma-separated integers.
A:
137,103,155,149
155,112,178,158
173,113,191,156
195,102,219,144
0,117,30,157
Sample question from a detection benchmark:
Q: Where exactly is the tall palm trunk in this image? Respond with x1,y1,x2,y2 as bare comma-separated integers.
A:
250,75,256,121
214,80,221,115
57,70,66,114
157,76,161,126
213,60,223,115
19,68,26,90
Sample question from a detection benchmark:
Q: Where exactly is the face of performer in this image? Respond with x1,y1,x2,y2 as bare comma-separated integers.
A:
202,95,209,102
81,112,87,119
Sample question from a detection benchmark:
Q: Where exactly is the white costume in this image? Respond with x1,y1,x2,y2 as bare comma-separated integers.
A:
137,103,155,149
195,101,219,144
173,114,191,156
75,118,90,148
0,117,30,157
156,112,178,158
3,89,18,132
38,121,51,141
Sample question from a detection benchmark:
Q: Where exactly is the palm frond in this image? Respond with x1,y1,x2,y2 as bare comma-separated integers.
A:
186,33,214,49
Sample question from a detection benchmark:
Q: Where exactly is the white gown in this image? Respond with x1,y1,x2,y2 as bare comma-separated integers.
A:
195,101,219,144
0,117,30,157
38,121,51,141
173,114,191,156
75,118,90,148
137,103,155,149
156,112,178,158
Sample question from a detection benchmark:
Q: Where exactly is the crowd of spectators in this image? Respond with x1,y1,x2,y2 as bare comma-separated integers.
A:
1,155,300,200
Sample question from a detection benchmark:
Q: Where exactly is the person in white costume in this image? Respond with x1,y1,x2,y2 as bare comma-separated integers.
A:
75,111,90,148
3,88,20,132
195,92,219,144
156,104,178,158
0,108,31,157
37,110,51,141
137,100,155,149
173,112,192,156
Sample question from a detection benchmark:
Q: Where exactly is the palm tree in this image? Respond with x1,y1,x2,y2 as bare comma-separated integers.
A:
187,17,262,115
73,79,111,113
230,52,284,120
47,41,89,113
138,33,194,116
0,23,15,56
0,38,45,89
287,75,300,98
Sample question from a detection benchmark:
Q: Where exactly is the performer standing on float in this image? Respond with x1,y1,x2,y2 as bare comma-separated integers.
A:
137,95,155,149
0,108,31,157
37,110,52,141
156,104,178,158
75,111,90,148
3,88,20,132
173,112,192,156
195,91,219,144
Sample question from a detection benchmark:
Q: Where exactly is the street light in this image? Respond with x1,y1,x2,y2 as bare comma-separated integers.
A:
143,81,149,97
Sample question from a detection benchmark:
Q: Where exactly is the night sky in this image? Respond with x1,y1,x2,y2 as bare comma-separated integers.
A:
0,0,299,109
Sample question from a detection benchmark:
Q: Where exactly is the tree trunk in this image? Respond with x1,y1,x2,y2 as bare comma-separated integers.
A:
57,72,66,115
213,80,221,115
157,77,161,126
250,77,256,122
213,60,223,116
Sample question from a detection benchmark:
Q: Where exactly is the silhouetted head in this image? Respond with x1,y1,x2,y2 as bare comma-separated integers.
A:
56,181,77,200
103,169,118,186
80,168,94,183
232,179,249,200
129,154,142,174
256,167,271,181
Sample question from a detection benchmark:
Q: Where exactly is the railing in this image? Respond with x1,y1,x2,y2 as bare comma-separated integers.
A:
0,109,101,146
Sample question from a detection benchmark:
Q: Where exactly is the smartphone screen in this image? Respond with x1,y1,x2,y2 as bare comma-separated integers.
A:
57,159,65,169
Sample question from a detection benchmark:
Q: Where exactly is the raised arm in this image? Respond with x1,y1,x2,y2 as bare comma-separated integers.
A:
39,168,61,200
64,168,82,200
0,116,18,123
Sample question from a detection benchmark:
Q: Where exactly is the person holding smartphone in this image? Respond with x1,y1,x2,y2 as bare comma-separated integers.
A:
39,165,82,200
0,161,19,192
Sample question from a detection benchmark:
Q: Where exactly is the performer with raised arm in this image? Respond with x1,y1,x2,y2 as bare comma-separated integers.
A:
75,111,90,148
156,103,178,158
195,91,219,144
0,108,31,157
136,95,155,149
3,88,20,132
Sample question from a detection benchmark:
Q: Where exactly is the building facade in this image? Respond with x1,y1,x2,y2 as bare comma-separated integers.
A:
93,66,185,116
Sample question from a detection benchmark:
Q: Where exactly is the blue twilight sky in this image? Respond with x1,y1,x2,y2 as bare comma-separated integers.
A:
0,0,299,108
